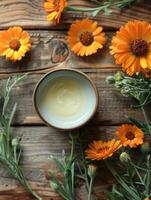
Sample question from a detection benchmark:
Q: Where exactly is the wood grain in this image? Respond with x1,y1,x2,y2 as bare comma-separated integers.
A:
0,126,119,200
1,31,148,126
0,1,151,200
0,31,116,73
0,71,150,126
0,0,150,30
0,31,69,73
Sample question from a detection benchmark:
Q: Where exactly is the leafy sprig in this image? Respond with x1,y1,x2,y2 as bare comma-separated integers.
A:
0,75,42,200
107,72,151,136
50,131,97,200
50,132,78,200
106,154,151,200
67,0,136,16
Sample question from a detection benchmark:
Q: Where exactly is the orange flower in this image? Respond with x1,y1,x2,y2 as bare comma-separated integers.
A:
44,0,67,23
116,124,144,148
110,20,151,76
0,27,31,62
85,139,121,160
68,19,106,56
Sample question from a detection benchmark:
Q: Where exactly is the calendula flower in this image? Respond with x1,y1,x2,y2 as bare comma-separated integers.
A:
110,20,151,76
68,19,106,56
116,124,144,148
85,139,121,160
44,0,67,23
0,27,31,62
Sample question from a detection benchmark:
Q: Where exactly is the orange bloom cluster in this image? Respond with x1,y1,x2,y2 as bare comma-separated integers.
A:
86,124,144,161
43,6,151,75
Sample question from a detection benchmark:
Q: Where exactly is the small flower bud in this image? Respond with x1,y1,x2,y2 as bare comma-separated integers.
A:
106,76,115,84
50,180,59,190
88,164,97,179
141,142,150,154
115,72,123,81
144,198,150,200
120,152,131,164
12,137,20,147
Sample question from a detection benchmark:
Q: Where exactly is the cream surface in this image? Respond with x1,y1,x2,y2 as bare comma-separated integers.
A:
36,70,97,129
41,77,87,118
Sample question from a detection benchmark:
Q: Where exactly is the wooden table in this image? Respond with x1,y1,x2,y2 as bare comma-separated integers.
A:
0,1,151,199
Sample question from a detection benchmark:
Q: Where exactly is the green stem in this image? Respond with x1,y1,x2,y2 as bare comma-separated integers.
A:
13,146,17,163
69,134,77,200
70,136,75,161
78,137,89,191
23,180,42,200
71,162,75,198
6,160,42,200
133,164,144,184
88,177,94,200
140,105,151,136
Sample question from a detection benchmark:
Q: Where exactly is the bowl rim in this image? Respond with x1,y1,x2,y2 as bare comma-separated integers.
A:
33,68,99,130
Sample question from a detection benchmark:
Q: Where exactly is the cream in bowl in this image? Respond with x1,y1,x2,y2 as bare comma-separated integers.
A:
34,68,98,130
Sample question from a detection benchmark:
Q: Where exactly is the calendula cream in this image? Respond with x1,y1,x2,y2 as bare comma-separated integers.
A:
34,69,98,130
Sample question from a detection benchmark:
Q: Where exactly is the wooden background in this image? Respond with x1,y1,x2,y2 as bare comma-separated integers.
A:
0,0,151,199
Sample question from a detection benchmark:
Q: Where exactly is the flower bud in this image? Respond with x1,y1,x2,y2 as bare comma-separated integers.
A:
144,198,150,200
88,164,97,179
12,137,20,147
120,152,131,164
141,142,150,154
106,76,115,84
115,72,123,81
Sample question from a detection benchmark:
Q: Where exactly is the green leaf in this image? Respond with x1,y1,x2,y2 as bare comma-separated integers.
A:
51,157,65,172
105,161,142,200
8,103,17,127
92,9,101,16
50,176,71,200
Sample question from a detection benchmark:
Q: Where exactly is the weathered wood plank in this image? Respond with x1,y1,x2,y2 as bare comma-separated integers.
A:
0,126,118,200
0,71,150,125
0,177,107,200
0,0,150,30
0,31,69,73
0,31,116,73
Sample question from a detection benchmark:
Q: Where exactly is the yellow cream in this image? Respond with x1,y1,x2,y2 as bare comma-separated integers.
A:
41,77,87,118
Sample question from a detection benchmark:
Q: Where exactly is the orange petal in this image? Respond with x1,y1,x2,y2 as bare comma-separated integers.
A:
140,57,148,69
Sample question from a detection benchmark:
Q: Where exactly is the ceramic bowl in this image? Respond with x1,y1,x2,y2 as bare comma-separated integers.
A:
33,68,99,130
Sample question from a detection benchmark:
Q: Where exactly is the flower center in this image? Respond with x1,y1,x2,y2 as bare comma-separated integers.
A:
126,131,135,140
80,31,94,46
9,39,21,51
131,39,148,56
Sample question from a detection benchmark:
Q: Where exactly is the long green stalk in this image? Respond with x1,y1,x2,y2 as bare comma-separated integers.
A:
140,105,151,136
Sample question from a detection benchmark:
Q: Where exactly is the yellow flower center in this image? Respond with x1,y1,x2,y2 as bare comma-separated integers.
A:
80,31,94,46
131,39,148,56
9,39,21,51
126,131,135,140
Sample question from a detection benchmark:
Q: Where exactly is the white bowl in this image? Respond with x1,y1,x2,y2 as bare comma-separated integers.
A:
34,68,98,130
